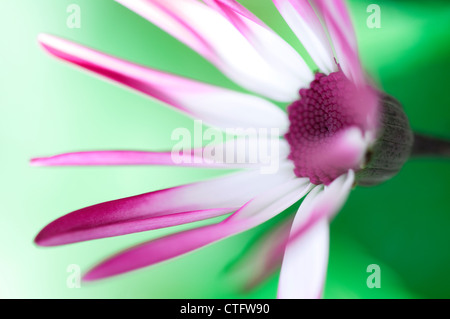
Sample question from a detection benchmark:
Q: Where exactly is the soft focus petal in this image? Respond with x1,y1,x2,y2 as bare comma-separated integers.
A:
273,0,336,74
35,168,296,246
278,217,329,299
288,124,367,185
38,34,288,131
313,0,364,84
277,171,355,299
115,0,303,101
31,150,209,167
30,138,291,168
226,215,294,291
326,126,368,170
83,177,312,281
203,0,313,84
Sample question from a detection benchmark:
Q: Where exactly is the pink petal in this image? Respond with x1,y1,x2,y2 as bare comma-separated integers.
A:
115,0,303,101
273,0,336,74
288,125,367,185
202,0,266,30
227,215,294,291
37,208,236,248
277,171,355,299
38,34,288,131
203,0,313,85
83,177,312,281
35,168,295,246
30,150,204,167
30,138,291,168
313,0,365,84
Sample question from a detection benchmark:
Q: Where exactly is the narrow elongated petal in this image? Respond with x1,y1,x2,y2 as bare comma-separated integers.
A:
30,139,291,168
35,168,296,246
38,34,288,131
115,0,304,101
278,217,329,299
273,0,336,74
313,0,364,84
83,178,312,281
226,215,294,291
40,208,237,248
203,0,313,84
31,150,206,167
277,171,355,299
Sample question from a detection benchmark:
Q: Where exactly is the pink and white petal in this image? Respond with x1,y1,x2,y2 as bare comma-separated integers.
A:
38,34,288,131
273,0,336,74
288,126,366,185
35,167,296,246
229,177,312,222
116,0,302,101
83,177,311,281
312,0,364,84
203,0,313,85
83,220,245,281
277,171,355,299
30,150,207,167
202,0,265,28
30,138,291,168
327,127,368,171
38,208,238,248
278,217,329,299
227,215,294,291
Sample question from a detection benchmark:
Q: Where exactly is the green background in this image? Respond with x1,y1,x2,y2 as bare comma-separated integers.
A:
1,0,450,298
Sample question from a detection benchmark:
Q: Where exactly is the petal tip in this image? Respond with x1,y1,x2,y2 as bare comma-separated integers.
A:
34,231,52,247
37,33,57,49
30,158,45,167
81,271,100,282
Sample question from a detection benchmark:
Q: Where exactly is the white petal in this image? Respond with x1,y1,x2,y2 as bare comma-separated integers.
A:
313,0,365,84
274,0,337,74
277,171,355,298
278,217,329,299
116,0,303,101
38,34,288,131
203,0,313,85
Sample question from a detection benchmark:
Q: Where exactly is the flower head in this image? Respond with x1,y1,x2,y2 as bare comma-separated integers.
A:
33,0,413,298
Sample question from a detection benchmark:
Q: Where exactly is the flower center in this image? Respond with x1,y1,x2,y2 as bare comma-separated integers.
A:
285,71,364,185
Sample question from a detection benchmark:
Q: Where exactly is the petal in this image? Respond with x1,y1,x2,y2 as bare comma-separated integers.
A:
273,0,336,74
35,168,296,246
83,177,312,281
226,215,294,291
277,171,355,299
30,150,207,167
38,34,288,131
30,139,291,168
115,0,303,101
278,217,329,299
288,125,367,185
325,126,368,171
203,0,313,85
313,0,364,84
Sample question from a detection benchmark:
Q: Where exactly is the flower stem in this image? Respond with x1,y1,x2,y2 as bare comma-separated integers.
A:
411,133,450,158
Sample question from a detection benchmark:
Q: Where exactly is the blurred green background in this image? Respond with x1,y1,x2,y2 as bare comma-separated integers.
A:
1,0,450,299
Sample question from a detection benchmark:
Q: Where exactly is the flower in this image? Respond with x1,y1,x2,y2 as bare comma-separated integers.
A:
32,0,413,298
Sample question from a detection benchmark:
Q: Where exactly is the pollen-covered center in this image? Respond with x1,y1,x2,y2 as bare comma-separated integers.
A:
285,71,363,185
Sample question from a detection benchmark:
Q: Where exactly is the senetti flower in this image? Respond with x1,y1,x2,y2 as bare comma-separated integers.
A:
33,0,414,298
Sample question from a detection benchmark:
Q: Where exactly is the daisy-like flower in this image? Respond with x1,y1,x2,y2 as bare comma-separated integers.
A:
32,0,414,298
